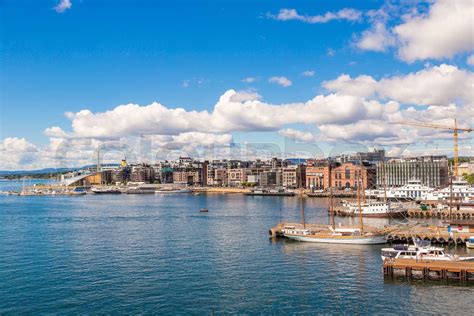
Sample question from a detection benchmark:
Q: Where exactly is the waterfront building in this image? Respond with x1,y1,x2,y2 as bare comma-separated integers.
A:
259,171,279,187
173,169,202,185
377,156,449,188
111,167,131,184
159,166,174,184
306,165,331,190
227,168,250,187
130,164,155,183
282,165,306,188
332,162,375,189
207,168,228,186
305,162,375,190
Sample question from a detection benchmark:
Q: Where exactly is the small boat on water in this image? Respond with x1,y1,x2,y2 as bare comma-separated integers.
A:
154,188,192,194
200,208,209,212
91,187,122,194
467,236,474,249
381,239,474,261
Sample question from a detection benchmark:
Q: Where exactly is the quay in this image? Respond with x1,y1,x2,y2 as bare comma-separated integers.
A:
383,258,474,283
407,207,474,220
387,221,474,245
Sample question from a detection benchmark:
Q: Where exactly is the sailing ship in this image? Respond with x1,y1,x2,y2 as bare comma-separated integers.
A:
282,163,387,245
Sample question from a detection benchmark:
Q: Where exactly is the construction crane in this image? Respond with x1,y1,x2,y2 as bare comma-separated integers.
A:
393,119,473,178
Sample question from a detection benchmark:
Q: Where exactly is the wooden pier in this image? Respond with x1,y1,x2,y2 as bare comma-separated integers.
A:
383,258,474,283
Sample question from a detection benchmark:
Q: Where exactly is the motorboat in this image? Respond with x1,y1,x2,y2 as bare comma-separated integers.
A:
381,239,474,261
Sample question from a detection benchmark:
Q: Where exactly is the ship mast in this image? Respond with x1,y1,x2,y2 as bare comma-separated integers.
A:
380,158,388,204
359,154,366,203
329,163,335,229
298,164,306,229
357,162,364,233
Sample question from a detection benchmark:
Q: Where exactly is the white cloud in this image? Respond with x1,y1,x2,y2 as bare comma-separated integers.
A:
271,8,362,24
467,54,474,66
44,126,68,138
44,90,394,140
241,77,257,83
228,90,262,103
394,0,474,62
356,22,396,52
301,70,315,77
324,64,474,105
268,76,292,87
0,138,38,170
355,0,474,62
53,0,72,13
278,129,316,142
318,119,396,142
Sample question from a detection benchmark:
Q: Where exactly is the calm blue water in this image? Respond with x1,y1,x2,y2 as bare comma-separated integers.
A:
1,180,473,314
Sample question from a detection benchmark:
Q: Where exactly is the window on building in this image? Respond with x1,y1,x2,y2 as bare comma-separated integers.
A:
345,168,350,179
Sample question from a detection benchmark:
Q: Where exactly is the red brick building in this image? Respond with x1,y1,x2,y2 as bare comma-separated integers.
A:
306,162,375,190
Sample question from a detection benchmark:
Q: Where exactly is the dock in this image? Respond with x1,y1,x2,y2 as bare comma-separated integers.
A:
383,258,474,283
407,207,474,220
386,224,473,245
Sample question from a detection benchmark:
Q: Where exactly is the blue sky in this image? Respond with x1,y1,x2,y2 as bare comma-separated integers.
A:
1,0,473,169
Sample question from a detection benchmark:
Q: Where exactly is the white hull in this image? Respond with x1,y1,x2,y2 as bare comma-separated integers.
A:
381,255,474,262
467,241,474,249
285,234,386,245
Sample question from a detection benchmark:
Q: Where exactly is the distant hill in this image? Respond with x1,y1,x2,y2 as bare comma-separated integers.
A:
0,164,119,176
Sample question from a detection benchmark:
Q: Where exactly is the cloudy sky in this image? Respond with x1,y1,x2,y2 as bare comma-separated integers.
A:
1,0,473,170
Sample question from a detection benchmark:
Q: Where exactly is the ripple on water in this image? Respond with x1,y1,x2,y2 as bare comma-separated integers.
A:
0,193,473,314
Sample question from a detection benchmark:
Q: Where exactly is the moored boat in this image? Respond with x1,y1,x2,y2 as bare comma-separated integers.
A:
466,236,474,249
283,226,386,244
91,187,122,194
339,201,407,218
381,239,474,261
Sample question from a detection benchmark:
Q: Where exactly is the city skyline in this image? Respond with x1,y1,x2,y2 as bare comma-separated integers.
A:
1,0,473,170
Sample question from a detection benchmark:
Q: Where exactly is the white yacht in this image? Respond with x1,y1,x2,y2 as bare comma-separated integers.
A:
340,200,407,218
381,240,474,261
423,179,474,202
365,179,434,201
392,179,435,201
